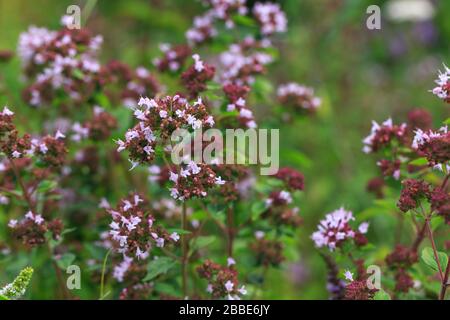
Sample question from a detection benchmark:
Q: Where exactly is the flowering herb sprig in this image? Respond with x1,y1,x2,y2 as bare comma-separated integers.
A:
0,266,34,300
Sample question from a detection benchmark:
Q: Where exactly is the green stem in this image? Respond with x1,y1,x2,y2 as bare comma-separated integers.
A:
181,202,188,298
100,248,112,300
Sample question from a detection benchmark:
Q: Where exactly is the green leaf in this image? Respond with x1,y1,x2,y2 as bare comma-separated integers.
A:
232,14,257,27
72,68,84,80
55,253,76,270
190,236,215,252
205,81,221,91
143,257,177,282
61,227,77,236
430,216,445,231
166,228,191,235
444,118,450,125
94,92,111,108
421,247,448,272
37,180,58,193
374,289,391,300
0,294,9,300
253,78,273,98
409,157,428,166
154,282,179,296
251,201,266,220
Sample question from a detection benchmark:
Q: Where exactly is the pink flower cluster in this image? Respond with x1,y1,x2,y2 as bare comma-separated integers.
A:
431,64,449,103
204,0,248,29
412,125,449,169
186,0,248,45
181,54,216,98
253,2,287,36
169,162,225,201
277,82,322,112
117,95,214,169
18,24,103,107
153,43,191,72
219,41,273,85
311,207,369,251
108,194,179,260
362,118,407,154
223,83,257,128
8,211,63,247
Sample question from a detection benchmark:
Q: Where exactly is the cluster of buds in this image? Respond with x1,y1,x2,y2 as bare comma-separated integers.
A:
31,131,67,168
103,62,160,107
277,83,321,113
209,164,250,202
8,211,63,247
343,275,378,300
153,43,191,72
196,259,247,300
0,106,67,167
262,167,305,227
107,194,179,260
117,95,214,169
264,190,301,227
181,54,216,98
250,236,285,267
386,244,418,268
0,50,13,63
377,159,401,180
385,244,418,293
70,106,117,142
362,118,408,154
397,179,449,224
430,187,450,224
311,208,369,251
169,161,225,201
223,83,256,128
273,167,305,191
366,177,385,199
412,126,449,168
83,107,118,141
431,64,449,103
407,108,433,132
119,283,153,300
397,179,431,212
0,107,32,159
252,2,287,36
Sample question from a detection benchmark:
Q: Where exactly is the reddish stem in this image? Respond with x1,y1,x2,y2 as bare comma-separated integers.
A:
439,261,450,300
226,206,234,258
425,219,444,281
411,221,427,253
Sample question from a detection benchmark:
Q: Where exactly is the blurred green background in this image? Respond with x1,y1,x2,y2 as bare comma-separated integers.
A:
0,0,449,299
